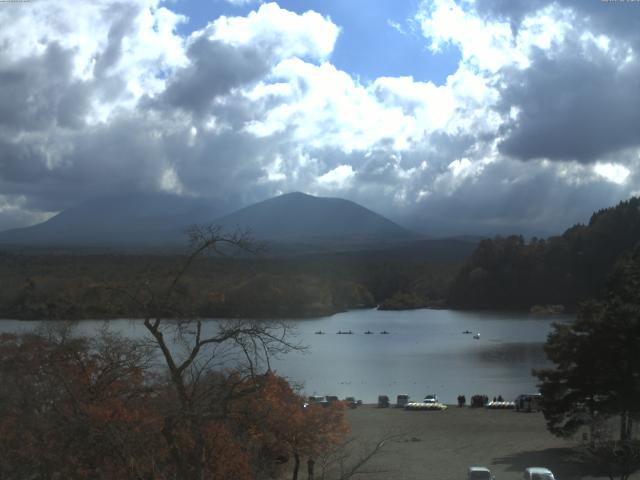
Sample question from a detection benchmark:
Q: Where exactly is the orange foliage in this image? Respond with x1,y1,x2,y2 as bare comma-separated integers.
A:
230,373,350,466
0,334,350,479
0,332,164,479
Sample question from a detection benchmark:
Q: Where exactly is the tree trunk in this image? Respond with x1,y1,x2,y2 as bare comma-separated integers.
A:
292,452,300,480
621,411,630,441
307,458,315,480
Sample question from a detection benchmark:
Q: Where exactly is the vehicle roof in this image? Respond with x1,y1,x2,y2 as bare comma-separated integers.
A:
525,467,553,473
468,466,491,472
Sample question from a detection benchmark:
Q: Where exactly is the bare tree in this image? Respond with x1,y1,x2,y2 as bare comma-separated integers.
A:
114,225,302,479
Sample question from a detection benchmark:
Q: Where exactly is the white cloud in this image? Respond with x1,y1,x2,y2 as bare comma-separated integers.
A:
317,164,355,189
204,2,339,61
417,0,572,73
387,20,407,35
222,0,259,5
593,162,630,185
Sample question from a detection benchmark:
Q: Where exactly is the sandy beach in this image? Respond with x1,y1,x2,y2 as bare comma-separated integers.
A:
334,405,638,480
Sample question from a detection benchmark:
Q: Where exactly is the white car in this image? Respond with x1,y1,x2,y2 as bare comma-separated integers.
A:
468,466,495,480
524,467,555,480
423,394,438,403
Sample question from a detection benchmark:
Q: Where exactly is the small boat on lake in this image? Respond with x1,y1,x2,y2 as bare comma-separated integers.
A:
364,330,374,334
379,330,390,335
337,330,354,334
314,331,325,335
473,333,480,339
462,330,472,334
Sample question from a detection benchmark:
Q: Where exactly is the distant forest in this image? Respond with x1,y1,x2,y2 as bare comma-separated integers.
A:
3,197,640,320
0,250,459,320
448,197,640,311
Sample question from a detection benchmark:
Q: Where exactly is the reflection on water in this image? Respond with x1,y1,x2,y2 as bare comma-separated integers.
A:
475,342,548,363
268,308,568,404
0,308,570,404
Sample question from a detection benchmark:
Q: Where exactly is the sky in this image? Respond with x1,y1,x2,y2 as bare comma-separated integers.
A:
0,0,639,236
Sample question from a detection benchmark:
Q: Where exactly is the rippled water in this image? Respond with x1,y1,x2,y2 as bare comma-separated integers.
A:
0,308,569,404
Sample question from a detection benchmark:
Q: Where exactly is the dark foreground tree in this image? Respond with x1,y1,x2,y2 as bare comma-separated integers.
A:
0,327,162,479
116,225,310,478
535,246,640,440
575,439,640,480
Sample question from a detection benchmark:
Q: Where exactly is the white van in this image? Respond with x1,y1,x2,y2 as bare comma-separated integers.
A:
467,466,495,480
524,467,555,480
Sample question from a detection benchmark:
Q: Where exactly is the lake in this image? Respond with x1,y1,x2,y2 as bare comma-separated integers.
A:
0,308,568,404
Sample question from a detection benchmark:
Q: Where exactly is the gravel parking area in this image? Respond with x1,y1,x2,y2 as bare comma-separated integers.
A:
339,405,636,480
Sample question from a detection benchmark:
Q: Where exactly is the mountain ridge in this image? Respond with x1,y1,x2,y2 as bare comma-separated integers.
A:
214,192,419,243
0,192,421,251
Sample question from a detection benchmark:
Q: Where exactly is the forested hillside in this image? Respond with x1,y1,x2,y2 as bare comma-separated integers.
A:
448,197,640,311
0,251,460,320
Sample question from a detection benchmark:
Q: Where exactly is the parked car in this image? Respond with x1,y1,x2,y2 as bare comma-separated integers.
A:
325,395,339,403
378,395,390,408
524,467,555,480
515,394,542,412
344,396,359,408
396,394,410,408
467,466,495,480
305,395,328,407
423,394,438,403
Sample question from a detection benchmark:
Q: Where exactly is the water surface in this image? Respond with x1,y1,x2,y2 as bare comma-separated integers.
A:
0,308,568,404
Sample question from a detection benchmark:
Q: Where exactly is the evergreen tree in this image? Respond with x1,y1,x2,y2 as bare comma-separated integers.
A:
535,247,640,440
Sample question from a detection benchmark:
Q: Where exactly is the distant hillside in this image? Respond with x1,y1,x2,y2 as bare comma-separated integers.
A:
214,192,420,245
0,194,226,248
0,192,421,252
448,197,640,310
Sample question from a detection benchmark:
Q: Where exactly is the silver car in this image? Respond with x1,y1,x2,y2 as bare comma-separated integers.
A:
468,466,495,480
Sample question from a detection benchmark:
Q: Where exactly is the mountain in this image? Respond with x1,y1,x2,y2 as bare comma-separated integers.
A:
213,192,420,247
0,192,420,251
0,194,227,248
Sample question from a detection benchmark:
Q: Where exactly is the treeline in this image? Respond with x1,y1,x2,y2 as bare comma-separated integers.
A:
448,197,640,310
0,250,461,320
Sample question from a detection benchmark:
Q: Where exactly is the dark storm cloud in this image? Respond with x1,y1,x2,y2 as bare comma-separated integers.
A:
93,3,141,79
169,128,271,196
156,36,271,116
0,6,277,219
407,159,632,236
466,0,640,163
475,0,640,47
0,114,172,213
498,41,640,162
0,137,51,184
0,43,92,131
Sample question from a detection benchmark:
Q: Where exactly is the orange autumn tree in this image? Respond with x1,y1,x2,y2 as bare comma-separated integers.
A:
0,330,350,480
231,372,350,480
0,329,165,480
